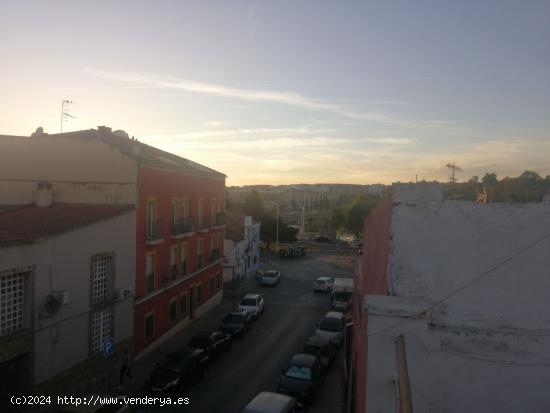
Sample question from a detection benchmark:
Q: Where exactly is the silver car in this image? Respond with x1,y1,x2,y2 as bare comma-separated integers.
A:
315,311,344,347
312,277,334,292
261,270,281,286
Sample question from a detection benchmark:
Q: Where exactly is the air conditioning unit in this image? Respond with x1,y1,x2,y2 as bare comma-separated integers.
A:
45,290,68,315
114,288,132,300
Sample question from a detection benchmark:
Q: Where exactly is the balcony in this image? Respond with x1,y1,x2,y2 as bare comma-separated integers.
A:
210,248,220,263
170,265,178,279
146,272,155,293
146,219,163,244
170,216,193,237
196,215,211,231
215,212,225,227
197,254,203,270
181,261,188,277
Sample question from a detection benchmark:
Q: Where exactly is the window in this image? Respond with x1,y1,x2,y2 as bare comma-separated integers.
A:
197,239,203,269
181,198,190,218
198,199,204,227
170,245,179,279
0,271,26,336
180,293,188,316
90,306,113,354
146,199,158,239
216,273,222,290
170,198,181,234
181,243,188,276
209,276,215,293
211,199,216,225
196,284,202,303
145,312,155,342
146,252,156,292
169,298,177,322
91,254,113,305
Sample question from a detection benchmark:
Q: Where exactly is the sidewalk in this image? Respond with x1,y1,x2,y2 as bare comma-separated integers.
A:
121,272,260,396
309,349,346,413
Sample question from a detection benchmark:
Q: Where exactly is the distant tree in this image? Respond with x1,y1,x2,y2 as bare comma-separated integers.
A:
482,172,498,187
330,207,346,230
242,190,265,220
345,195,378,236
469,176,479,183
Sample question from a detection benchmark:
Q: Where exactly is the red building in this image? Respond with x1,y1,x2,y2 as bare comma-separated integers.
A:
130,141,226,354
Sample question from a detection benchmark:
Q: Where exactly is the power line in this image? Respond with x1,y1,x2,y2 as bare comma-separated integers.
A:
368,230,550,337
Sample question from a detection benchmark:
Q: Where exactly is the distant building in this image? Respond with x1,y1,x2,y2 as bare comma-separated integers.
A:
0,204,135,399
0,126,226,360
350,183,550,413
223,211,261,285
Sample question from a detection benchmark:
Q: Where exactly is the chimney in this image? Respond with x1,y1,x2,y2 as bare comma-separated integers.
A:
36,182,53,207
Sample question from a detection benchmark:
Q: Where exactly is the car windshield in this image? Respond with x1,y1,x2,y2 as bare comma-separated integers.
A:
240,298,257,306
316,279,326,284
334,291,352,301
264,271,278,277
285,365,312,380
224,314,244,323
302,344,320,356
319,318,341,332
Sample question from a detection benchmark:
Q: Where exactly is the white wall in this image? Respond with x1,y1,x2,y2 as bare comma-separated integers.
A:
0,210,136,384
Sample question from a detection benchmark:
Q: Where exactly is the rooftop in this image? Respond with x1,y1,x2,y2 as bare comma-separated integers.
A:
0,204,133,246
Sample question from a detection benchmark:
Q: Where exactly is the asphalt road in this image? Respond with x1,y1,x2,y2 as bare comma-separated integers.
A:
180,253,352,413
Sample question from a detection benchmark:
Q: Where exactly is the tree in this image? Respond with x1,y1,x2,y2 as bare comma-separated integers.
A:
481,172,498,187
330,207,346,230
242,190,265,220
345,195,378,236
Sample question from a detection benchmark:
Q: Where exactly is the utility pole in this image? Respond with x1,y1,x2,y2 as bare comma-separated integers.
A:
395,334,414,413
446,162,463,198
276,204,279,252
60,99,75,133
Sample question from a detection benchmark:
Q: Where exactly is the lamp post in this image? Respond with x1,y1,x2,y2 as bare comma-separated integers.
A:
276,205,279,252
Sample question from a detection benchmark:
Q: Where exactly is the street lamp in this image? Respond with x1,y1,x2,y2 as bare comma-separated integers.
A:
276,204,279,252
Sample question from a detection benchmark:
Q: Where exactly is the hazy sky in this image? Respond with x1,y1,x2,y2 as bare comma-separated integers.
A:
1,1,549,185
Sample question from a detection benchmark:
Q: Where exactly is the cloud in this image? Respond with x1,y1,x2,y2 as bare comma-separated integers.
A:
85,67,418,123
362,137,418,145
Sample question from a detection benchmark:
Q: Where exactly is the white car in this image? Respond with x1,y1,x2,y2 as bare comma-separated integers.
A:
313,277,335,292
315,311,344,347
260,270,281,286
238,293,265,319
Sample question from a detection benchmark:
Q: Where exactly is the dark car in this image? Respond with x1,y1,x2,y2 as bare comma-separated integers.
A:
146,347,209,395
188,330,232,360
302,335,337,370
314,236,331,243
220,310,252,338
278,354,323,406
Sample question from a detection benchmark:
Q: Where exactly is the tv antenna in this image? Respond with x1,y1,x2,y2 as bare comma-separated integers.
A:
60,99,76,132
446,162,463,198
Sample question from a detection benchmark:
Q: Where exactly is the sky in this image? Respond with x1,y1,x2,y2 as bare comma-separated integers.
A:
1,0,549,186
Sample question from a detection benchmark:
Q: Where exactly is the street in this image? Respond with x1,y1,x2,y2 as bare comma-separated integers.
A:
137,244,354,413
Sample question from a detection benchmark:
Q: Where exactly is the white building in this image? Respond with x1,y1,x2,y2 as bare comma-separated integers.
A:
223,212,261,286
353,183,550,413
0,203,135,397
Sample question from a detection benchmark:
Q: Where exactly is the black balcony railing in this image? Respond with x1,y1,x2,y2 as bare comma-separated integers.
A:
146,219,162,241
215,212,225,226
210,248,220,263
170,265,178,279
196,215,211,231
146,272,155,292
170,216,193,236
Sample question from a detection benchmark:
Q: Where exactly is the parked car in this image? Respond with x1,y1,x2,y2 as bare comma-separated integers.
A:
314,236,331,243
187,330,232,360
146,347,209,395
315,311,344,347
260,270,281,286
220,310,253,338
302,335,337,370
238,293,265,319
241,392,300,413
278,354,323,406
312,276,334,292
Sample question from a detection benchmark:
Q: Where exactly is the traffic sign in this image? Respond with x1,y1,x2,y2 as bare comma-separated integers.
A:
103,338,115,357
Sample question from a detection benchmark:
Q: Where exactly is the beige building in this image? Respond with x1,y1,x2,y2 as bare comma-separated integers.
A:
0,203,136,398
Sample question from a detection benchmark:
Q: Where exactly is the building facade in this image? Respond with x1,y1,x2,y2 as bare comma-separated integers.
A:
0,204,135,400
223,212,260,286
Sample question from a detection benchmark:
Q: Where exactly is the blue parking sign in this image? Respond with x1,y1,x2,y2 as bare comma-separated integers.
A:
103,338,115,357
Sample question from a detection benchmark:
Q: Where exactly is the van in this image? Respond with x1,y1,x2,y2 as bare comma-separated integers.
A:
242,391,299,413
